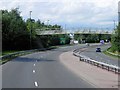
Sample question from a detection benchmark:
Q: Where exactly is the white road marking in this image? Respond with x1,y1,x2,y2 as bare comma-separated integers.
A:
33,70,35,73
34,64,35,66
34,81,38,87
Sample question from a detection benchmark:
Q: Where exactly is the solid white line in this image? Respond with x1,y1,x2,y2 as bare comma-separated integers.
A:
33,70,35,73
34,81,38,87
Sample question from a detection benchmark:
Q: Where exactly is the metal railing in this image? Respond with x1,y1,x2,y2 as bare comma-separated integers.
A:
73,49,120,74
0,48,53,63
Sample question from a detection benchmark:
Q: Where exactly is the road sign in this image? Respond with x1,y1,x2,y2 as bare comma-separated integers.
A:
60,38,65,44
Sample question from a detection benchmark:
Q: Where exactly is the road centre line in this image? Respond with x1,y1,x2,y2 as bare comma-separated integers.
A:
34,81,38,87
33,70,35,73
41,56,43,58
34,64,35,66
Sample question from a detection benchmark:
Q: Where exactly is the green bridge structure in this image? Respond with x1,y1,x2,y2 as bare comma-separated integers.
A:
35,29,114,35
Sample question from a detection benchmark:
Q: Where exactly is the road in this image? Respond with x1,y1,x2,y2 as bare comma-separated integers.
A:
80,44,119,66
2,44,94,88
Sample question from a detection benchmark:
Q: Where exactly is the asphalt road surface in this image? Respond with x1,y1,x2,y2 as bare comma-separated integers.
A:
80,44,119,66
2,44,95,88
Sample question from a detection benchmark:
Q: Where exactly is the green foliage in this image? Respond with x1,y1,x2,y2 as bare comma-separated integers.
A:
2,8,63,51
111,24,120,52
74,34,111,43
37,34,70,48
2,8,30,50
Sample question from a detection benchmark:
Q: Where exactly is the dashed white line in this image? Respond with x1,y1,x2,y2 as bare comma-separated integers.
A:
34,64,35,66
33,70,35,73
34,81,38,87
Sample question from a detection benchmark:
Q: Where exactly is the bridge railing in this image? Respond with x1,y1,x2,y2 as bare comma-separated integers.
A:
73,49,120,74
36,29,113,35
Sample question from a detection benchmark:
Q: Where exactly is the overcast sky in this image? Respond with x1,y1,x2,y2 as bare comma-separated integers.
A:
1,0,119,30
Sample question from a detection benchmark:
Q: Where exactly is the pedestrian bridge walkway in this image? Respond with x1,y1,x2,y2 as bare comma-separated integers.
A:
36,29,114,35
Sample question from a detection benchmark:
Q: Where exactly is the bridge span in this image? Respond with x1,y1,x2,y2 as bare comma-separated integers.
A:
35,29,114,35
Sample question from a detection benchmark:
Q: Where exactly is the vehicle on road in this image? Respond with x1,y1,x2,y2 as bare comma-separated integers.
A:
86,43,90,46
96,48,101,52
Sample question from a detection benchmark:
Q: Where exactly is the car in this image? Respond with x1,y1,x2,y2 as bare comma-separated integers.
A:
86,43,90,46
96,48,101,52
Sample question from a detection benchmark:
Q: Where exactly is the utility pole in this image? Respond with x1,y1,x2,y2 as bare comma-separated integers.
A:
65,24,66,30
113,20,115,30
47,20,49,30
30,11,32,49
118,1,120,24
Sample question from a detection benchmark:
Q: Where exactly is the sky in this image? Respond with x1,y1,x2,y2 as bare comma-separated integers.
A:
0,0,119,31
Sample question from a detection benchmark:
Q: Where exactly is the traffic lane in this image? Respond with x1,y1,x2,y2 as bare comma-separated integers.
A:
2,54,41,88
34,50,94,88
2,51,53,88
2,45,93,88
80,44,118,66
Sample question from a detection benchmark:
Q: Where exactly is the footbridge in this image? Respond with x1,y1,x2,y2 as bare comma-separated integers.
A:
36,29,114,35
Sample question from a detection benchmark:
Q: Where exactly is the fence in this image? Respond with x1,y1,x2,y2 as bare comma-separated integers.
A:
73,49,120,74
0,47,54,64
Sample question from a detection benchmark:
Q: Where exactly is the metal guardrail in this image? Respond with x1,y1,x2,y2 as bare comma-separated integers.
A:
106,51,120,57
0,48,50,62
73,49,120,74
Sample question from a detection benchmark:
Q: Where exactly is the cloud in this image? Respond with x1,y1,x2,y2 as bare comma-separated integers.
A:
1,0,119,30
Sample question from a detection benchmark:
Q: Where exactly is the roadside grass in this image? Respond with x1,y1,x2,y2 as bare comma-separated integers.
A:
103,48,120,59
0,51,34,65
2,50,21,56
1,44,80,65
0,46,58,64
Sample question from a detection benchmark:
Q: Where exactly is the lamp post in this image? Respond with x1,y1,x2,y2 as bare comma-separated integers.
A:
29,11,32,49
65,24,66,30
47,20,49,30
113,20,115,30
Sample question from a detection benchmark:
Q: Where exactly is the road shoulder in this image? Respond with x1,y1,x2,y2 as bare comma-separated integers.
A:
59,51,118,88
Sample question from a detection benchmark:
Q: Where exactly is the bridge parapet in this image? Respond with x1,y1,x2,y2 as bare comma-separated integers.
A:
35,29,114,35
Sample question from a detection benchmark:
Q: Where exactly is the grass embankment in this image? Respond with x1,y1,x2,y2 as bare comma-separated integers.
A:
0,46,59,64
2,50,20,56
1,50,33,64
104,47,120,59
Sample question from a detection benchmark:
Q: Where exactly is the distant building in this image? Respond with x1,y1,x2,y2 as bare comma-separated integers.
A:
118,1,120,23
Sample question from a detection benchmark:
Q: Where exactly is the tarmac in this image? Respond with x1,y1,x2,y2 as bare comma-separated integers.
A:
59,51,119,88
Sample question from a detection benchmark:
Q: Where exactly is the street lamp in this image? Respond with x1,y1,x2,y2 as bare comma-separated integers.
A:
65,24,66,30
113,20,115,30
47,20,49,30
29,11,32,49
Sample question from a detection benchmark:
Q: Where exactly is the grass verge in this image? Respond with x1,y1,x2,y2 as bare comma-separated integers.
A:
103,48,120,59
1,46,58,65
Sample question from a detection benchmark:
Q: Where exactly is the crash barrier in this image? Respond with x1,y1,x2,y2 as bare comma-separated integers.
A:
0,47,54,63
73,49,120,74
106,51,120,57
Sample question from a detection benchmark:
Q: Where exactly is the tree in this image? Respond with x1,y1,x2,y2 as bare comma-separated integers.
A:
111,24,120,52
2,8,29,50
